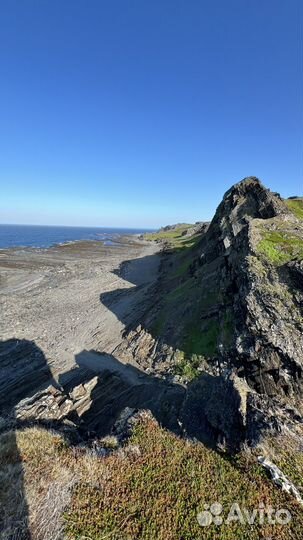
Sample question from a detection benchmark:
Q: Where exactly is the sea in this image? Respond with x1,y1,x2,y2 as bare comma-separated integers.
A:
0,224,153,249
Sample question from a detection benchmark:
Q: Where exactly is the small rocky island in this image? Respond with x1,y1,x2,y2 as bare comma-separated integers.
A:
1,177,303,540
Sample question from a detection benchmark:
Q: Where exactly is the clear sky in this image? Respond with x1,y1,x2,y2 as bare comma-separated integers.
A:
0,0,302,228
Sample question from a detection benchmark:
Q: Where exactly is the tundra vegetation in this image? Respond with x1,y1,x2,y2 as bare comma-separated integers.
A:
1,417,303,540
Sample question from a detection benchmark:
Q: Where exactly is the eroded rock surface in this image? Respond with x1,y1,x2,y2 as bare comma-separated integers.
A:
1,178,302,452
112,177,303,446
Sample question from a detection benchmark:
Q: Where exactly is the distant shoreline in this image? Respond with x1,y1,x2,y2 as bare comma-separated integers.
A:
0,235,134,252
0,223,153,250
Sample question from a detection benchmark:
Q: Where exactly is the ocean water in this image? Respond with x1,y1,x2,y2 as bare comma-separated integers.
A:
0,224,152,249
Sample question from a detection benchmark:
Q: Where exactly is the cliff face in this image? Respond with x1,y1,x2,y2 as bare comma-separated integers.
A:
121,178,302,387
197,176,303,398
113,177,303,445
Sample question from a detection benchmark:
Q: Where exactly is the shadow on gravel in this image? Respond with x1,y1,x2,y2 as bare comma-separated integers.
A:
0,338,56,540
99,252,161,329
71,350,245,452
110,253,161,287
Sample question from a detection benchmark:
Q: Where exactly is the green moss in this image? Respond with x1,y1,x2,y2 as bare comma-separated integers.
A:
152,276,223,360
173,256,191,277
167,279,194,301
145,226,201,252
144,225,192,244
174,360,199,380
174,352,202,380
257,229,303,265
183,318,220,356
151,280,194,336
285,198,303,220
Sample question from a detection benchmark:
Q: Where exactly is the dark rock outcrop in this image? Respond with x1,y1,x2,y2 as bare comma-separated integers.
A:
180,372,249,451
113,177,303,446
181,222,210,237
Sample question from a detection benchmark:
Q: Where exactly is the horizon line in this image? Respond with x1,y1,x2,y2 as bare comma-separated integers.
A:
0,222,157,230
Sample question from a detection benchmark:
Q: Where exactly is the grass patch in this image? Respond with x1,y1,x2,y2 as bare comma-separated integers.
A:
174,352,202,380
152,282,223,360
65,416,303,540
257,230,303,265
173,255,192,278
285,198,303,220
151,280,195,336
0,427,77,540
183,317,220,357
145,225,201,251
145,224,192,242
167,279,194,301
1,421,303,539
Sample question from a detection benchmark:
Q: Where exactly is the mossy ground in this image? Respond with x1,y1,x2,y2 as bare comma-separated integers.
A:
173,353,202,380
183,316,220,357
3,417,298,540
257,228,303,265
144,225,201,251
148,226,235,378
64,421,303,540
285,198,303,220
152,273,233,378
1,410,302,540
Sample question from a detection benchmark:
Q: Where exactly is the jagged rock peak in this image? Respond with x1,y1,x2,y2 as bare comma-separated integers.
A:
218,176,288,221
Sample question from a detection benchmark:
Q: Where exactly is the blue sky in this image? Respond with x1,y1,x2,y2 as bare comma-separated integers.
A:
0,0,302,228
